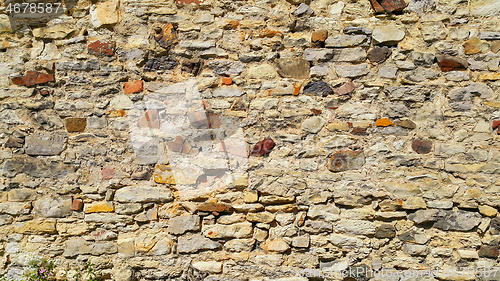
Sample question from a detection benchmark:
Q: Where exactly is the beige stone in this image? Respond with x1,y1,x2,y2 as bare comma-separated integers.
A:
261,239,290,253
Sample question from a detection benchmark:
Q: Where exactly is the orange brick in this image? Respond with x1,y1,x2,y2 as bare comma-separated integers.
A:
375,118,394,127
124,80,143,94
222,77,232,85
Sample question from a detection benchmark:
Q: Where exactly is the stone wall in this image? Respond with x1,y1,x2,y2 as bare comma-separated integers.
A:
1,0,500,280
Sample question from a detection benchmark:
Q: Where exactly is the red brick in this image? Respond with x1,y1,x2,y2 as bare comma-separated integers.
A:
137,110,159,129
123,80,143,94
88,40,115,56
71,199,83,211
380,0,407,13
102,168,116,180
492,120,500,129
12,71,54,86
222,77,232,85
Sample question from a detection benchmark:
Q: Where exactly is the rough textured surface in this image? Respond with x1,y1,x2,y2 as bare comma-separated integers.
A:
1,0,500,280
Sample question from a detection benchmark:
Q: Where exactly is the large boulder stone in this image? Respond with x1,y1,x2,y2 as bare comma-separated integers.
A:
33,196,72,218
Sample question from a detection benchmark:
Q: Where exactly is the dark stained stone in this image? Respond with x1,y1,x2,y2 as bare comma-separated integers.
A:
375,223,396,238
436,55,468,72
251,139,275,157
12,71,54,87
5,137,24,148
478,245,499,259
411,139,432,154
395,119,416,129
155,23,178,49
351,127,367,135
275,58,310,79
327,150,365,172
65,118,87,133
144,57,178,72
367,46,392,64
181,59,203,75
2,157,76,178
303,81,333,96
88,40,115,56
197,203,231,213
25,131,67,156
380,0,407,13
369,0,385,13
311,30,328,47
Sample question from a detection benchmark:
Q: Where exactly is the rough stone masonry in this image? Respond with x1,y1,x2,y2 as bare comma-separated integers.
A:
0,0,500,280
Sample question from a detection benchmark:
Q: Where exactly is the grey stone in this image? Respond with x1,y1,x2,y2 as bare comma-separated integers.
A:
330,233,364,248
25,131,67,156
433,210,482,231
0,202,30,215
408,209,440,224
343,26,372,35
179,40,216,50
1,157,76,178
398,228,428,244
55,59,100,71
479,31,500,40
378,65,397,79
208,60,246,76
291,3,314,16
404,67,439,82
385,86,431,102
168,215,201,235
177,234,221,253
115,203,142,215
333,47,367,62
412,52,435,67
372,25,405,45
375,223,396,238
8,189,36,201
0,214,13,226
445,71,469,81
325,35,367,48
395,61,416,70
213,87,245,97
303,81,333,96
335,64,370,78
310,65,330,77
115,186,173,203
63,237,90,257
304,48,334,62
117,49,146,61
33,196,72,218
239,53,263,63
87,116,107,129
307,204,340,222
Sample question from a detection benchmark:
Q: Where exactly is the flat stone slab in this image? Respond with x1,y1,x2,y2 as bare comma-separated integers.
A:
25,131,68,156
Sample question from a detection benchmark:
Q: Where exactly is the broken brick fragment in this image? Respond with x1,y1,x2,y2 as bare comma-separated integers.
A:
137,110,160,129
102,168,116,180
72,199,83,211
395,119,417,130
411,139,432,154
492,120,500,129
222,77,232,85
123,80,143,94
187,111,221,129
251,139,275,157
88,40,115,56
12,71,54,87
369,0,407,13
155,23,178,49
310,109,322,115
375,118,394,127
311,30,328,47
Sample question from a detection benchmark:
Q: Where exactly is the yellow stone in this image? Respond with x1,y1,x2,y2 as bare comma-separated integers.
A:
261,238,290,253
479,205,498,217
244,190,258,203
484,101,500,108
223,110,248,118
14,220,57,234
481,73,500,81
84,201,114,213
327,122,350,131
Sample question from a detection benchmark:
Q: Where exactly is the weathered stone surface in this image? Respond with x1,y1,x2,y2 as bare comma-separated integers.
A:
177,234,221,253
385,86,430,102
436,55,467,72
372,25,405,45
14,220,57,234
115,186,173,203
411,139,433,154
335,64,370,78
367,46,392,63
203,222,253,239
88,40,115,56
90,0,120,28
208,60,246,76
247,64,277,80
33,196,72,218
304,48,334,62
65,118,87,133
32,24,75,39
144,57,178,71
168,215,200,234
325,35,367,48
25,131,67,156
261,239,290,253
433,210,482,231
328,150,365,172
275,58,310,79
